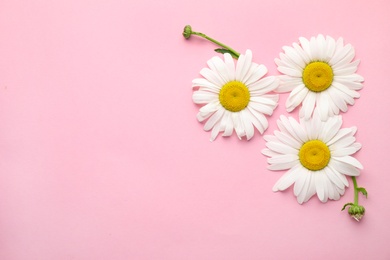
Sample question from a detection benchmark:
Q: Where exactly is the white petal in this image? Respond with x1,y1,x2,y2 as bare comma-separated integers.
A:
262,148,279,158
244,64,268,86
329,41,352,66
278,116,304,143
282,46,306,68
332,156,363,169
316,91,331,121
334,76,364,90
207,56,230,84
245,108,265,134
324,175,336,200
288,116,308,142
333,60,358,76
272,164,302,191
248,102,275,116
327,87,348,112
248,107,269,133
334,73,364,83
325,36,336,61
323,166,345,189
331,146,360,157
315,173,326,202
264,134,279,143
224,53,236,78
277,66,302,77
249,76,278,95
332,53,358,71
200,68,225,87
333,81,360,98
335,185,346,196
210,121,221,141
303,173,316,203
329,178,341,200
301,92,316,119
266,141,299,155
229,113,241,139
274,131,302,149
276,75,303,93
299,37,312,60
309,36,320,60
240,110,254,140
250,96,278,106
297,171,312,204
329,159,361,176
322,173,330,202
197,111,212,122
329,135,356,151
294,169,309,197
328,164,349,187
203,108,225,131
319,115,343,143
327,127,354,147
300,116,318,140
292,42,310,63
268,154,299,164
268,160,300,171
235,50,252,81
277,52,303,71
316,34,327,60
199,100,220,114
192,91,218,104
222,113,234,137
286,84,308,112
192,78,220,92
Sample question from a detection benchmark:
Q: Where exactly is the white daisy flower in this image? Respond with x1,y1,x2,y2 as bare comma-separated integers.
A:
275,35,364,121
192,50,279,141
262,111,363,204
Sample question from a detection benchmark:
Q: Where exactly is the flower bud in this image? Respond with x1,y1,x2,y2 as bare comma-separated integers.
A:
183,25,193,39
348,205,365,222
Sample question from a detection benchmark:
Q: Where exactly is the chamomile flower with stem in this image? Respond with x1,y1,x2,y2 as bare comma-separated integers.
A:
262,110,364,204
183,25,279,141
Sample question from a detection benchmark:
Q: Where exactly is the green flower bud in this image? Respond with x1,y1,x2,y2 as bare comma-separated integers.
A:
348,205,365,222
182,25,192,39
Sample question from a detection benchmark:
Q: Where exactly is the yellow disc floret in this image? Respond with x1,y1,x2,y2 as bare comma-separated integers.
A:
219,81,250,112
299,140,331,171
302,61,334,92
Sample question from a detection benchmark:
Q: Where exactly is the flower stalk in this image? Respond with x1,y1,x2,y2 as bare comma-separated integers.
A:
182,25,240,59
342,176,367,222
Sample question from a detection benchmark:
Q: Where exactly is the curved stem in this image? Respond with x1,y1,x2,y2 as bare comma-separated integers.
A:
191,31,240,58
352,176,359,205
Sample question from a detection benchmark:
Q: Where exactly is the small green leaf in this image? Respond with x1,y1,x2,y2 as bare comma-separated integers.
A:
358,187,368,198
341,203,354,211
214,48,239,59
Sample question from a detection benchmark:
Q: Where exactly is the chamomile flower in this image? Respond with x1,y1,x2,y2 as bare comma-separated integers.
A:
192,50,279,141
262,111,363,204
275,35,364,120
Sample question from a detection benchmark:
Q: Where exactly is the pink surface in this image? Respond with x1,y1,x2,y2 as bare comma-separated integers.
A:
0,0,389,259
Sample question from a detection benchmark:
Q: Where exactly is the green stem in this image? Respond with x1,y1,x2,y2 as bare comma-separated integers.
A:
191,31,240,58
352,176,359,205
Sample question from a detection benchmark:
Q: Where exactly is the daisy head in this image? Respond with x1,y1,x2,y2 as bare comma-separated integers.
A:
275,35,364,121
192,50,279,141
262,111,363,204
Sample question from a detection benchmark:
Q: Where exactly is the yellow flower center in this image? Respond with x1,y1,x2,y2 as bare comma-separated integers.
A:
302,61,333,92
219,81,250,112
299,140,331,171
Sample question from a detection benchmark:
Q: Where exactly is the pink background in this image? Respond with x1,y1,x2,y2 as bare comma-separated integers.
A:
0,0,389,259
